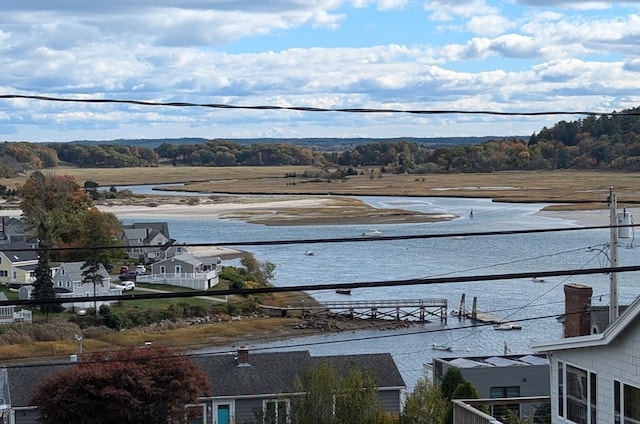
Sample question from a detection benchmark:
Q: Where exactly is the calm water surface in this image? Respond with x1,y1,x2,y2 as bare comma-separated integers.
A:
114,191,640,389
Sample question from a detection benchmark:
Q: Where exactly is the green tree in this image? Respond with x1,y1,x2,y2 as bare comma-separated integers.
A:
31,249,63,318
444,381,483,424
80,208,120,313
400,373,447,424
440,367,465,401
240,253,276,285
290,361,391,424
32,346,210,424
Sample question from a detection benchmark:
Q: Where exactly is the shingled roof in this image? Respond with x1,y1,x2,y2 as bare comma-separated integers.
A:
4,350,405,408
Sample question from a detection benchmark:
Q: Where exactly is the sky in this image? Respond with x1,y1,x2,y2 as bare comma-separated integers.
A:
1,0,639,142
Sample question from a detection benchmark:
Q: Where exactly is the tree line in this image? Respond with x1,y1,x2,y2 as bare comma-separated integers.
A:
1,105,639,177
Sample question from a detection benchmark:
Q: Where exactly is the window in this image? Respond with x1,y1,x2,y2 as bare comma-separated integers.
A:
262,399,290,424
490,386,520,419
160,266,165,274
558,361,597,424
0,270,7,277
614,380,640,424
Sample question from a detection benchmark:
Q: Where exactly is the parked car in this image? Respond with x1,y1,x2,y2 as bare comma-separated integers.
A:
118,271,137,282
119,265,130,274
118,281,135,291
135,265,147,275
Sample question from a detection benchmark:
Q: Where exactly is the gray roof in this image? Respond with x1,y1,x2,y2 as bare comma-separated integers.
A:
194,350,405,397
122,222,170,243
6,362,74,407
5,350,405,407
589,304,629,334
0,241,38,262
57,262,109,282
310,353,405,388
441,354,549,369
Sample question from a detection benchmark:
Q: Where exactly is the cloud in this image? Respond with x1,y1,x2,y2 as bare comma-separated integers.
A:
1,1,639,140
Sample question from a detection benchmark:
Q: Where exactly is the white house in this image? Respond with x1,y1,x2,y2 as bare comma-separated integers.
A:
147,253,221,290
532,293,640,423
52,262,122,311
0,293,32,324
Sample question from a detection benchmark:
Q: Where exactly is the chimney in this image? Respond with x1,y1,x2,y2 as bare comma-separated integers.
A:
564,283,593,337
236,346,250,367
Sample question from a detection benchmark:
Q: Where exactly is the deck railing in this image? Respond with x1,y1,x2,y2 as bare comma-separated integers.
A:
453,396,550,424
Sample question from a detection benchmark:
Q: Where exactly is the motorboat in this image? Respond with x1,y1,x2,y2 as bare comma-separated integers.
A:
335,289,352,295
361,229,382,237
304,250,315,256
431,343,453,351
494,323,522,331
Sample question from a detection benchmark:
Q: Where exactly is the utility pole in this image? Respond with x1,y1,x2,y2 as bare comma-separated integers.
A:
609,187,619,325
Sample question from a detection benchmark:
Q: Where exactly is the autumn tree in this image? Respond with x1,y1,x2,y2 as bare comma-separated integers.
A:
21,172,92,252
32,346,211,424
79,208,125,312
21,172,92,314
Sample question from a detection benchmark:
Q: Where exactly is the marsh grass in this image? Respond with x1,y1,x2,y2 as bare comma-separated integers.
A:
3,167,638,208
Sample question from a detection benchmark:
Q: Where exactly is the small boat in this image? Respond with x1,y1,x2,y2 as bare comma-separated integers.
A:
304,250,315,256
494,323,522,331
532,277,546,283
361,229,382,237
431,343,453,351
336,289,351,295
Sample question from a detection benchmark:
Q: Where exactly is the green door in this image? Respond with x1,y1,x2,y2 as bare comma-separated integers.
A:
217,404,230,424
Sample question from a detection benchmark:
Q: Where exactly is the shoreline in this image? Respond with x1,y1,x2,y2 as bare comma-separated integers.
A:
1,196,621,227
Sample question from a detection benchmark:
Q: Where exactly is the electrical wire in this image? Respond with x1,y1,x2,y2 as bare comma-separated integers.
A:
4,263,640,307
2,94,640,117
0,222,635,253
0,308,589,368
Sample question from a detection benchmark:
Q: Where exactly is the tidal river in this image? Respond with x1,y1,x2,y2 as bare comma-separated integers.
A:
113,192,640,389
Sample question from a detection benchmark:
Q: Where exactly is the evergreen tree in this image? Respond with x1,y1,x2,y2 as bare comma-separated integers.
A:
31,243,62,318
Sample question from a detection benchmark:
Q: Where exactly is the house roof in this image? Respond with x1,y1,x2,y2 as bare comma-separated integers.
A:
154,253,201,266
310,353,405,389
5,362,74,407
55,262,109,283
532,294,640,353
440,354,549,369
122,222,170,244
0,241,38,263
4,350,405,407
0,217,36,243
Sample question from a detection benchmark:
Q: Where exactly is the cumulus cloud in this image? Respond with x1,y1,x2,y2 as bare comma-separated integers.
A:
1,0,639,140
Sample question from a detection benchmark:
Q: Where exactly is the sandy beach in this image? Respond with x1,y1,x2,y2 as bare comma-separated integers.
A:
2,196,629,227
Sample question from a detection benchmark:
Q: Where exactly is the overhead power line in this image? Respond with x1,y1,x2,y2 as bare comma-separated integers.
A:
1,222,635,253
2,94,639,117
4,264,639,307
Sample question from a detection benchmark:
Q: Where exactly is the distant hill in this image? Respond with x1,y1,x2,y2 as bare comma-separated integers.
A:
72,136,523,150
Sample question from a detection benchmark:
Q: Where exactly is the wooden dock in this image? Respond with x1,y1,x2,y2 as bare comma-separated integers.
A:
286,298,448,323
455,294,522,330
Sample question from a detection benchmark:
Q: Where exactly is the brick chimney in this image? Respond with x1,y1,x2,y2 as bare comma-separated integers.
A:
236,346,250,367
564,283,593,337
